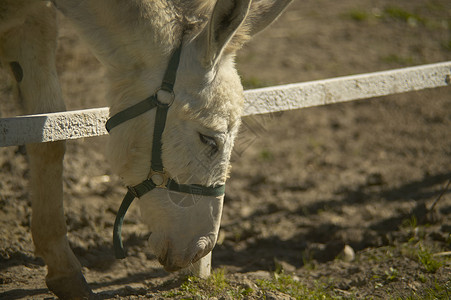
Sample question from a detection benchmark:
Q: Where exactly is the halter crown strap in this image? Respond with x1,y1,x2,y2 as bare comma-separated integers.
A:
160,45,182,93
108,44,225,259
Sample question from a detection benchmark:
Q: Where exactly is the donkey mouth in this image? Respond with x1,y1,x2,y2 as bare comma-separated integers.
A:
158,252,185,272
163,263,183,272
156,243,183,272
157,245,203,272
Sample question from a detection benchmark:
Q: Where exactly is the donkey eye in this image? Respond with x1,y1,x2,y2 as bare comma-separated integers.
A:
199,133,218,155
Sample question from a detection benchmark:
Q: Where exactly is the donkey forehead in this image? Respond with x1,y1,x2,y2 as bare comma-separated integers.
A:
176,58,244,131
178,92,242,134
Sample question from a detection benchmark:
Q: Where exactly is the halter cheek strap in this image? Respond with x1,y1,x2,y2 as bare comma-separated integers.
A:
106,44,225,259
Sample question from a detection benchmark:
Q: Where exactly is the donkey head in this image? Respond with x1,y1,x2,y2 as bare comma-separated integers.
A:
105,0,291,271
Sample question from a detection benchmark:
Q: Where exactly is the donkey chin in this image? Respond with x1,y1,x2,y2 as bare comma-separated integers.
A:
138,189,224,271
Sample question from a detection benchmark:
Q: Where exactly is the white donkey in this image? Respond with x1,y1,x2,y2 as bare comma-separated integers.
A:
0,0,291,298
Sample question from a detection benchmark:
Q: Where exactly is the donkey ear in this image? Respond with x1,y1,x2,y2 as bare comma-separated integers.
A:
203,0,252,67
245,0,293,37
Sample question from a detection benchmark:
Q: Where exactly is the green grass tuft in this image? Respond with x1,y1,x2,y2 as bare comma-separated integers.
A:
417,247,443,273
384,267,399,282
256,273,343,299
165,269,257,299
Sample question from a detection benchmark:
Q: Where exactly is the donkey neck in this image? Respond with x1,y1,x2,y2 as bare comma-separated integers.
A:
54,0,184,108
105,52,179,116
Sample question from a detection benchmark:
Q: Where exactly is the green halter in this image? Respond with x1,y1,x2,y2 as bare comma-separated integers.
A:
106,44,225,259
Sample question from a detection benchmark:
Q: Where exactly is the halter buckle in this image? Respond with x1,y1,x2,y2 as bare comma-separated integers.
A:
127,185,139,198
148,168,169,188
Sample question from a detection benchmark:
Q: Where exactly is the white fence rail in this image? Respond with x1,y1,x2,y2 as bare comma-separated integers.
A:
1,61,450,147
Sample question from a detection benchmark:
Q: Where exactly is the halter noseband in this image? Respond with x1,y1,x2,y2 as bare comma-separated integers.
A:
105,44,225,259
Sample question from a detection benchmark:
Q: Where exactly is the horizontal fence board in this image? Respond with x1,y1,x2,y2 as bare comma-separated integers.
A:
1,62,450,146
0,108,109,146
243,61,451,116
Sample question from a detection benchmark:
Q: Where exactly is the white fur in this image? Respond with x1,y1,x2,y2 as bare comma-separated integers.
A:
0,0,291,297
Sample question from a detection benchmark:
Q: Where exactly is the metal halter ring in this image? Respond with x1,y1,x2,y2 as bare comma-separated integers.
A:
147,168,169,188
154,87,175,107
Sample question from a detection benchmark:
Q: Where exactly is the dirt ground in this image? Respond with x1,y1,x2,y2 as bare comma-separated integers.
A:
1,0,450,299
